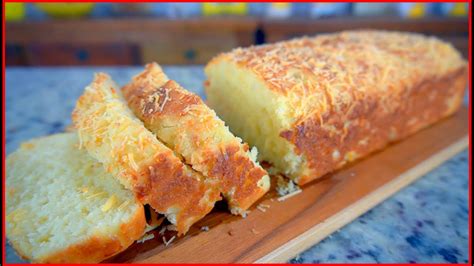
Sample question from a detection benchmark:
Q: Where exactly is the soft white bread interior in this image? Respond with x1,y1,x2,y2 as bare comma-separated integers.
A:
6,133,146,263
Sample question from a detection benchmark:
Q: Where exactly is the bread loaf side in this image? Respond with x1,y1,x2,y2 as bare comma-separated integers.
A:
205,30,467,184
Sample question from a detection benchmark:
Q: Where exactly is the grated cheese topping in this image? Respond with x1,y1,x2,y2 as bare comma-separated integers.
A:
210,30,466,126
101,195,117,212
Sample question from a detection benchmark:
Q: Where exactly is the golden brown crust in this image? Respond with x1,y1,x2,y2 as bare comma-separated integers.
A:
139,79,202,117
122,63,269,213
209,31,465,100
72,73,220,234
134,152,221,232
207,30,467,184
201,144,269,210
281,67,467,184
41,206,145,263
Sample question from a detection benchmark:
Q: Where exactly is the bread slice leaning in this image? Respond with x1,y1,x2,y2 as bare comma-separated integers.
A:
6,133,146,263
72,73,221,234
122,63,270,215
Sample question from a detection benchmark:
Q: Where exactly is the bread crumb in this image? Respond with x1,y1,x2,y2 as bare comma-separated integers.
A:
145,224,156,234
249,146,259,162
251,228,260,235
277,189,302,202
201,226,209,232
158,226,167,235
276,175,300,196
228,229,235,236
162,235,176,247
166,224,177,231
137,233,154,244
240,210,249,218
256,203,270,212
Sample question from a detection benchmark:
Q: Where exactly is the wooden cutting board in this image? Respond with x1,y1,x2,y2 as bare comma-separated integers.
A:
109,107,469,263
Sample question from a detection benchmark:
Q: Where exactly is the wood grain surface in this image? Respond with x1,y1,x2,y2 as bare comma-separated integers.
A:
108,107,468,263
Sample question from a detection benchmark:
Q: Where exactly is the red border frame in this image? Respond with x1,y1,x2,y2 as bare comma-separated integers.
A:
468,1,473,265
467,1,472,265
2,0,6,264
2,1,472,265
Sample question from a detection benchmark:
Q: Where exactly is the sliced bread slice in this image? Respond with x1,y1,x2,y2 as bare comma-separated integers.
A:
72,73,220,234
122,63,270,215
6,133,146,263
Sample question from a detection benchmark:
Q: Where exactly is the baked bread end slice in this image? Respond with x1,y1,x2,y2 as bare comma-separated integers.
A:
6,133,146,263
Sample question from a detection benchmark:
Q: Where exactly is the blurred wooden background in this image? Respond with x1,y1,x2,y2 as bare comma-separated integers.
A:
6,17,469,66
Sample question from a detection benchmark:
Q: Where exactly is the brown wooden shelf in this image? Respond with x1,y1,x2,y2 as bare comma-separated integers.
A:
261,17,468,36
260,17,469,58
6,18,258,44
6,17,468,65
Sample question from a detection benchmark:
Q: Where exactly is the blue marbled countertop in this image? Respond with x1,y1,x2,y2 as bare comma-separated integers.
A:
5,66,469,263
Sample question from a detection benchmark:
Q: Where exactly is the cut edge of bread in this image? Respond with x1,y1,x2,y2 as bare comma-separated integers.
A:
205,58,309,182
8,206,145,263
6,133,146,263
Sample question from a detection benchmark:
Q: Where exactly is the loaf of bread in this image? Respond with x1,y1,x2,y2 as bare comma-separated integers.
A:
122,63,269,214
205,30,467,184
6,133,146,263
72,73,221,234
